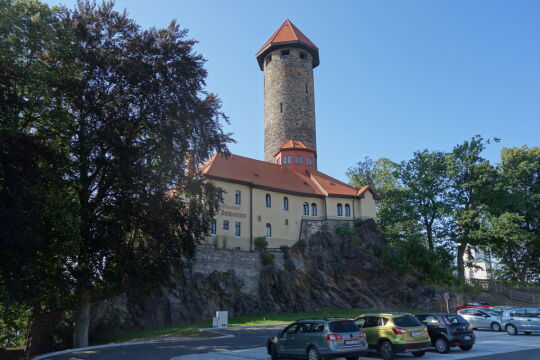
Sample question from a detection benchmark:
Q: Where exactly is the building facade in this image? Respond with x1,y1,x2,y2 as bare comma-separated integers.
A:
201,20,378,251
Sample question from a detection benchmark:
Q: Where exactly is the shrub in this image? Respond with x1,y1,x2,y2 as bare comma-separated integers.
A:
260,250,275,265
254,237,268,251
292,239,306,250
335,222,352,236
354,218,365,227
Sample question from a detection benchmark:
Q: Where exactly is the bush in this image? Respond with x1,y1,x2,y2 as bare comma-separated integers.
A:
260,250,275,265
254,237,268,251
0,303,29,348
335,222,353,236
381,239,455,285
354,218,365,227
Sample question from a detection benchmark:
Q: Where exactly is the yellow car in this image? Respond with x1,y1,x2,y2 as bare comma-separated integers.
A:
354,313,432,360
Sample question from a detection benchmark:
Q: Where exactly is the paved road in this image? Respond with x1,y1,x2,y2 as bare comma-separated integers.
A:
36,327,540,360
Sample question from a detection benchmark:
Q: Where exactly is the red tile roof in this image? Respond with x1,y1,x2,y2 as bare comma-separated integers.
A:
200,153,374,199
256,20,319,69
274,139,316,156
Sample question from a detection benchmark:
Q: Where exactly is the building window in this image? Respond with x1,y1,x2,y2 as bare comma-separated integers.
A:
283,197,289,211
265,223,272,237
306,157,313,166
235,222,241,237
300,52,306,60
211,219,217,234
281,49,290,58
337,203,343,216
276,158,281,165
303,202,309,215
345,204,351,217
280,102,283,113
311,203,317,216
223,220,229,231
305,82,308,94
235,190,241,205
285,218,289,225
216,189,223,203
295,155,302,164
266,55,272,65
265,193,271,208
283,155,292,164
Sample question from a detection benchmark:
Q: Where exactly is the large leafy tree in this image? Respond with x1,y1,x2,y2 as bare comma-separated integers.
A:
1,0,232,352
488,147,540,281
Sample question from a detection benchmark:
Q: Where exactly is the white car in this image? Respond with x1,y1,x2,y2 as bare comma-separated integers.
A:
457,308,503,332
501,308,540,335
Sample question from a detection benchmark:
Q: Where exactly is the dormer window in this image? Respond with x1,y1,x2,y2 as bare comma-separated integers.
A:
280,49,290,58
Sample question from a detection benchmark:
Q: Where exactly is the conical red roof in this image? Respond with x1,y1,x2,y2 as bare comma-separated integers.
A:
256,20,319,70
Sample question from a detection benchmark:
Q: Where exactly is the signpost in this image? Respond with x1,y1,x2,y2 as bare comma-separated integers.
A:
444,292,450,314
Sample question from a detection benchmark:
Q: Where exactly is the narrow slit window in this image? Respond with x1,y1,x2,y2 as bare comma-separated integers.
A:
280,102,283,113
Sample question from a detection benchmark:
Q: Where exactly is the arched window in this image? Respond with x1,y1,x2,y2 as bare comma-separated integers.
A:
266,223,272,237
311,203,317,216
265,193,271,208
303,202,309,215
283,197,289,211
345,204,351,217
337,203,343,216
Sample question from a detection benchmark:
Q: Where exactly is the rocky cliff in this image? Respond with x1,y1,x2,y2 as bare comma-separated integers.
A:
90,219,437,340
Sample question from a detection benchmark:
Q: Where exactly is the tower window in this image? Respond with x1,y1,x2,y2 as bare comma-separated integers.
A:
235,190,241,205
337,203,343,216
265,193,271,208
223,220,229,231
211,219,217,234
283,155,292,164
276,158,281,165
345,204,351,217
283,197,289,211
280,49,290,58
311,203,317,216
265,223,272,237
306,157,313,166
300,52,306,60
285,218,289,225
280,102,283,113
235,222,241,237
266,55,272,65
303,202,309,215
295,155,303,164
305,83,308,94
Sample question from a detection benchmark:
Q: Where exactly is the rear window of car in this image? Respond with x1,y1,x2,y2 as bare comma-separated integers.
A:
329,320,359,333
445,315,468,325
393,316,422,327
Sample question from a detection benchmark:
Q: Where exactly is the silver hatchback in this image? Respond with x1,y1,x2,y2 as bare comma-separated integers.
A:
457,308,503,332
501,308,540,335
267,319,368,360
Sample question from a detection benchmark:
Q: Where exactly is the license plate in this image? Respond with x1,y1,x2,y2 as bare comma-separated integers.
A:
410,331,423,337
344,340,360,345
464,336,471,340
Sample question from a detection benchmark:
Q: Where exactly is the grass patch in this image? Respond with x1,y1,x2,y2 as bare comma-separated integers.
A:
109,308,423,343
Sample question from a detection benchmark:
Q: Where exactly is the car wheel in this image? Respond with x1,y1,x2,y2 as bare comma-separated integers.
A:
459,345,473,351
378,340,395,360
270,344,279,360
525,331,532,335
491,322,501,332
434,337,450,354
506,324,518,336
307,346,322,360
412,350,426,357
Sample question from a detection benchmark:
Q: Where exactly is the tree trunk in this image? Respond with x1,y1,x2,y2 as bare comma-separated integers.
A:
426,222,434,252
457,243,468,283
25,310,62,357
72,291,91,348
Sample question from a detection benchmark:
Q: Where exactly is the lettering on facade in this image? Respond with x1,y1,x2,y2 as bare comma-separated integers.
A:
219,204,247,219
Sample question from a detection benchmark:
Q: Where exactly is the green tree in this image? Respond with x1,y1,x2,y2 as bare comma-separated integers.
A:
487,147,540,281
446,136,496,282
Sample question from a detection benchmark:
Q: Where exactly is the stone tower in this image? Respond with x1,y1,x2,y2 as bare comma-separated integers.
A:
256,20,319,164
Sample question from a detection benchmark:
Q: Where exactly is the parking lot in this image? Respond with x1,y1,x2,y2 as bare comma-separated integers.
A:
172,330,540,360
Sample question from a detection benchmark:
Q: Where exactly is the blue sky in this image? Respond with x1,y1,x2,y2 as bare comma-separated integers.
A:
44,0,540,182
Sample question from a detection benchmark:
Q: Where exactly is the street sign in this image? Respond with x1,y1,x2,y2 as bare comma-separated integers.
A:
443,292,450,313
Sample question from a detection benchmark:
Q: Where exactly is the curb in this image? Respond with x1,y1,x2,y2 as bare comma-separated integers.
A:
31,330,233,360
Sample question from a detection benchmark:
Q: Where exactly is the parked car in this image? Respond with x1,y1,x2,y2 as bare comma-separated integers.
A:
455,302,491,311
490,306,515,314
415,313,475,353
266,318,368,360
501,308,540,335
457,308,503,331
354,313,431,360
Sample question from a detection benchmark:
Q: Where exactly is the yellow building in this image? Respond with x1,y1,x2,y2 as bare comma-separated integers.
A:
201,20,378,251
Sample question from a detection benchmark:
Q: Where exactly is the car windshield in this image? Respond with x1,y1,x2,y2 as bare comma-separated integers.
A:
393,316,422,327
329,320,359,333
445,315,468,325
